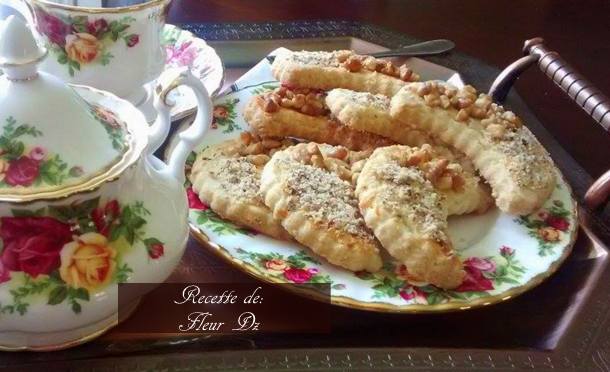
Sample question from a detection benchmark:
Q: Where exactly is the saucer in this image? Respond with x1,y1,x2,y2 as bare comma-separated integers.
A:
161,24,225,121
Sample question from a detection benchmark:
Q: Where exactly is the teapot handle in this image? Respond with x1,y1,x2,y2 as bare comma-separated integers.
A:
0,0,34,26
147,67,212,184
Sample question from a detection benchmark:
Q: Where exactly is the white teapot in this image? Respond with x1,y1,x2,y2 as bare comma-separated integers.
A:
0,16,211,350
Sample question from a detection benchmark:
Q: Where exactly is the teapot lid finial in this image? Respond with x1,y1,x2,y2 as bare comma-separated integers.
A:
0,15,47,80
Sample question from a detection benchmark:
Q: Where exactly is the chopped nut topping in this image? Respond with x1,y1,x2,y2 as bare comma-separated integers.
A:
410,81,524,131
280,157,370,238
240,131,253,146
263,98,279,113
264,87,328,116
237,131,289,156
455,109,469,122
425,158,449,183
327,146,348,160
208,158,262,201
343,55,363,72
399,65,414,81
374,162,447,242
246,154,270,166
336,53,419,81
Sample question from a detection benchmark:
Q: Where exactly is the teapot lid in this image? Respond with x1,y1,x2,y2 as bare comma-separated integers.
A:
0,16,133,202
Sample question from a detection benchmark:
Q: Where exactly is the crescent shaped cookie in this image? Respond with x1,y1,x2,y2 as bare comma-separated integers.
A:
189,133,295,240
260,142,383,272
244,87,394,151
271,50,419,96
355,145,465,289
326,88,493,215
390,82,555,214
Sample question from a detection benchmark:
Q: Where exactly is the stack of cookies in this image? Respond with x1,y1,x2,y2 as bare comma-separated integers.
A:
189,50,556,289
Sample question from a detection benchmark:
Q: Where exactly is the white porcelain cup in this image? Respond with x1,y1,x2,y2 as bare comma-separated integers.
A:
1,0,170,103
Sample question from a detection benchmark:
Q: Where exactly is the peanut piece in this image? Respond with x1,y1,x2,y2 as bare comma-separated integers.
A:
456,97,473,109
263,98,279,113
261,138,282,149
343,56,363,72
451,174,465,191
247,154,270,166
486,123,505,139
435,174,453,190
245,142,264,155
455,109,469,122
399,65,413,81
327,147,348,160
426,158,449,182
363,56,377,71
311,155,325,169
239,131,252,145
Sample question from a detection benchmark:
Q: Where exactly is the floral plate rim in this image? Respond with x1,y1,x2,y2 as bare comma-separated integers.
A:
187,185,578,313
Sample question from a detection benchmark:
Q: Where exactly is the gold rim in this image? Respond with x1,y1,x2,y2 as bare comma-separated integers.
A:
0,298,141,351
0,85,148,203
187,171,578,313
31,0,170,14
0,48,47,68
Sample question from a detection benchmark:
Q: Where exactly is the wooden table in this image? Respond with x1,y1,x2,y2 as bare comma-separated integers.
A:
168,0,610,179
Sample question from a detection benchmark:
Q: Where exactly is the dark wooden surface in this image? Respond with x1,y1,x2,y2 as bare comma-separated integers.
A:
168,0,610,179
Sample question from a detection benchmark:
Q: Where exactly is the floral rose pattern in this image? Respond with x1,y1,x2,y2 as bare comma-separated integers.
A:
515,199,571,256
34,5,139,76
59,232,116,291
0,198,162,316
236,248,337,285
0,117,81,188
0,217,72,278
210,99,240,133
188,190,256,236
161,26,200,68
89,104,128,152
355,246,526,305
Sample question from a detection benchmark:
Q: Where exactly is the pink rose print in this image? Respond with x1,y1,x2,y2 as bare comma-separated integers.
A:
0,216,73,278
545,215,569,232
399,286,427,304
87,19,109,37
36,11,70,46
463,257,496,273
456,257,495,292
147,243,164,259
126,34,139,48
5,156,40,186
283,267,314,283
29,146,47,161
165,41,197,66
500,245,514,257
187,187,208,210
91,200,121,237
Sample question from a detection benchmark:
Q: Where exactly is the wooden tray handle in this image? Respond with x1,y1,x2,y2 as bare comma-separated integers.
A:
489,37,610,210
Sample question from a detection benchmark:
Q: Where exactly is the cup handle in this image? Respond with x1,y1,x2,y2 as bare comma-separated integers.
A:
147,67,212,184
